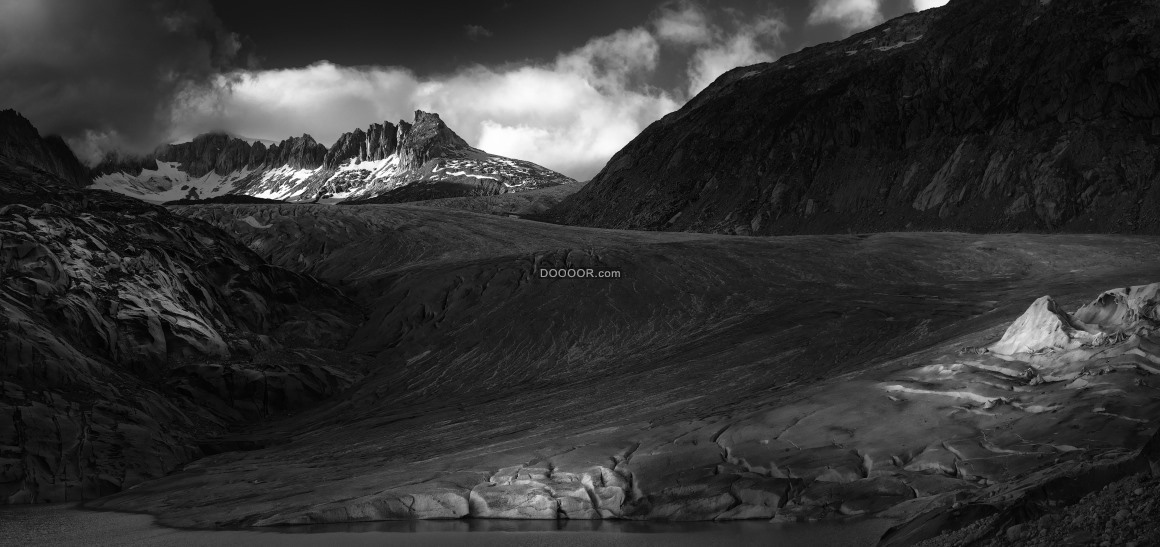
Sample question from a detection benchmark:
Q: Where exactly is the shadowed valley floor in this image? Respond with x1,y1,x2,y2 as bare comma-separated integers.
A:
71,202,1160,542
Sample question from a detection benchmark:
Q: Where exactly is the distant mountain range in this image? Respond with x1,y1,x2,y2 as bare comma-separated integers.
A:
89,110,574,204
553,0,1160,235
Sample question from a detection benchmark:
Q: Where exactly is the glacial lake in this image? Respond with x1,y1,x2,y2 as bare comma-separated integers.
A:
0,504,896,546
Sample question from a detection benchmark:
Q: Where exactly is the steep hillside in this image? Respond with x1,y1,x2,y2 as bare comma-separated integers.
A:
0,110,90,187
554,0,1160,235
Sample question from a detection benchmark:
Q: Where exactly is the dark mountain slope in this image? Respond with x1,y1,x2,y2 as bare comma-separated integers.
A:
0,130,362,503
553,0,1160,235
0,109,90,187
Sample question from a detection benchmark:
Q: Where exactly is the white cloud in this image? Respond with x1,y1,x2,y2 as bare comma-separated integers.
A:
653,1,714,45
555,28,661,92
912,0,949,11
686,16,786,96
175,63,419,139
807,0,884,32
153,2,786,181
169,29,679,181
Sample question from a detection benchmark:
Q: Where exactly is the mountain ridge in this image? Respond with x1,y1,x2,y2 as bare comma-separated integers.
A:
552,0,1160,235
92,110,574,204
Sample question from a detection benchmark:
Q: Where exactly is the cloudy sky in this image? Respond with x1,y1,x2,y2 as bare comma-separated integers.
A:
0,0,948,180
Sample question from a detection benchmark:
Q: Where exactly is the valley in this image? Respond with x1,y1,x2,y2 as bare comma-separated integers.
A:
78,201,1160,544
4,0,1160,544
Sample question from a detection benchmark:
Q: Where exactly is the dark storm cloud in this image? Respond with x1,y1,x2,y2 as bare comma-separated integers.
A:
0,0,243,162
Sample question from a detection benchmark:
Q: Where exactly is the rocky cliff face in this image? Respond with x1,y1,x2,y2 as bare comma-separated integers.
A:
394,111,472,172
554,0,1160,235
263,134,327,171
0,110,90,187
322,123,400,170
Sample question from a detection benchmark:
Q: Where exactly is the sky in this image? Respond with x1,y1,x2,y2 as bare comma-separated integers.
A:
0,0,949,180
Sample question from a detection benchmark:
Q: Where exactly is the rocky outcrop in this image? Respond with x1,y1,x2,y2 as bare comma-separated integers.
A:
0,110,90,187
157,133,241,177
554,0,1160,235
366,122,399,162
322,123,400,170
323,128,367,170
247,141,268,169
261,134,326,171
394,111,471,172
214,138,254,175
396,120,412,149
0,150,362,504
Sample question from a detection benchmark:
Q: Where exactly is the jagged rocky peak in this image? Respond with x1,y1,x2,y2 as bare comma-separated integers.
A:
553,0,1160,235
247,140,268,169
323,128,367,169
365,121,398,161
322,121,401,169
213,137,255,175
396,120,412,150
0,109,90,187
396,110,472,169
264,134,327,170
154,132,234,178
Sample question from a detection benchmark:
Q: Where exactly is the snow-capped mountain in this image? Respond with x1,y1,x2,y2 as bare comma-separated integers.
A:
92,110,574,203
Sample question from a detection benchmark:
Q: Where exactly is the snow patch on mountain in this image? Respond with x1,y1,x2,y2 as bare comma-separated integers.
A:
92,162,251,203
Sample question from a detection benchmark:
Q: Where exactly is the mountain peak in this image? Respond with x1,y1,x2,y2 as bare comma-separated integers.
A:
397,110,471,170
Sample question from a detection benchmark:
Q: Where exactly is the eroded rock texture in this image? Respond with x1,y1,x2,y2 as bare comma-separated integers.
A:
0,157,361,503
554,0,1160,235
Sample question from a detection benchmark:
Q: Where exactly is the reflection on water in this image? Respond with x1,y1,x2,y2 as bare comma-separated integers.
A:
279,518,834,534
0,503,896,547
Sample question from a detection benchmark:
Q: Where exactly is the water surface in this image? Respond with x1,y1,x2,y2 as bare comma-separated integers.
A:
0,504,895,546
